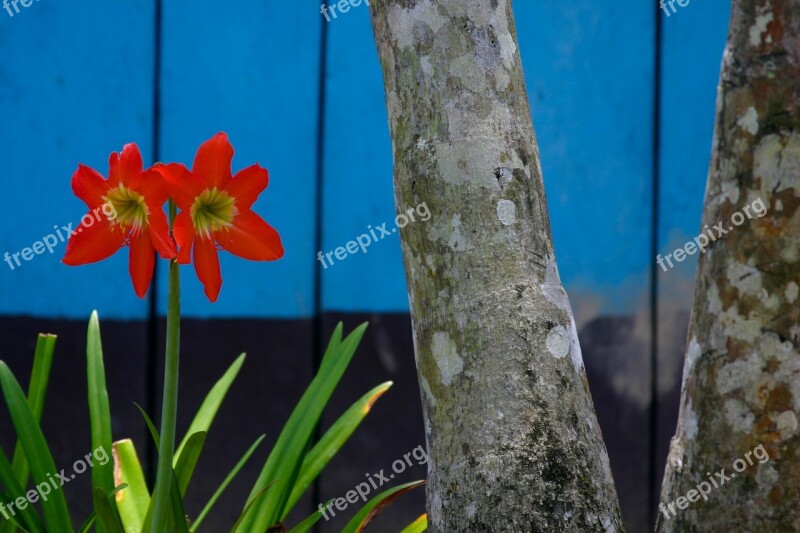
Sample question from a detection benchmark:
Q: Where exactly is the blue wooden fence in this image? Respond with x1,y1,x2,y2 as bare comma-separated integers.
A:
0,2,731,530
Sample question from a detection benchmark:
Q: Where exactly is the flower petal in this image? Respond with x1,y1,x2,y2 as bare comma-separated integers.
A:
108,143,144,187
147,206,177,259
129,232,155,298
152,163,206,211
63,216,125,265
218,210,284,261
226,164,269,211
130,168,171,206
173,212,194,264
71,164,110,208
194,237,222,302
192,132,233,189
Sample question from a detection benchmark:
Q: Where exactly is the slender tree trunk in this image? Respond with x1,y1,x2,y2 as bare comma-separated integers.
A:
369,2,623,530
658,1,800,531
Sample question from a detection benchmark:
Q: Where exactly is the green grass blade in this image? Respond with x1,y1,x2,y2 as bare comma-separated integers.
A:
190,435,265,532
10,334,56,490
76,513,96,533
86,312,117,507
174,432,206,497
283,382,392,517
0,451,44,533
318,323,343,371
134,405,188,533
400,514,427,533
229,481,275,533
341,481,425,533
112,440,150,533
174,354,245,466
287,503,330,533
0,362,72,531
239,323,368,531
92,487,123,533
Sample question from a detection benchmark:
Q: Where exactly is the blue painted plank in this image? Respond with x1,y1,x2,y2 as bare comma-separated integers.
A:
157,1,322,318
515,1,656,319
657,3,730,296
0,1,155,319
320,4,403,312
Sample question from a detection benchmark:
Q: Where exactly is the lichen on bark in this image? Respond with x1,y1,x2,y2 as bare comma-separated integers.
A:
658,1,800,531
369,1,623,530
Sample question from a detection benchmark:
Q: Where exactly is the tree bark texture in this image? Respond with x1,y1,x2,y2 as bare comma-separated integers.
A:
369,1,623,530
658,1,800,531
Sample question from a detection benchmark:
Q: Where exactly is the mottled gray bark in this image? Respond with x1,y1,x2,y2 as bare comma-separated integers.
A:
658,1,800,531
368,1,623,530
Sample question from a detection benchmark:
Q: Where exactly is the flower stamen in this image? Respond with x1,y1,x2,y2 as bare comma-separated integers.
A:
190,188,237,240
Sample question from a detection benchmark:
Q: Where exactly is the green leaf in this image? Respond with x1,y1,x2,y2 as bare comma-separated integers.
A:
10,334,56,490
0,452,43,533
134,405,188,533
174,354,245,467
287,503,330,533
92,487,123,533
229,481,276,533
400,514,427,533
341,481,425,533
0,362,72,531
284,382,393,516
174,432,206,496
112,440,150,533
318,323,343,371
86,312,119,528
238,323,368,531
190,435,265,532
79,486,127,533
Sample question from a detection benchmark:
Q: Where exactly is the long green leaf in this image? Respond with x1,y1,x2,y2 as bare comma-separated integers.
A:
190,435,265,532
400,514,427,533
0,450,43,533
113,440,150,533
134,405,188,533
238,323,368,531
92,487,123,533
341,481,425,533
287,503,330,533
284,382,392,516
87,312,117,505
10,334,56,490
79,485,127,533
174,354,245,466
0,491,32,533
0,362,72,531
318,323,343,371
174,432,206,496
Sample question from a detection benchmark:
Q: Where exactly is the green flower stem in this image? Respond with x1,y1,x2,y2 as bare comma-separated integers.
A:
151,257,181,529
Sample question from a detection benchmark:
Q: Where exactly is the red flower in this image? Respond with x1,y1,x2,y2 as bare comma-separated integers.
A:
156,133,284,302
63,143,177,298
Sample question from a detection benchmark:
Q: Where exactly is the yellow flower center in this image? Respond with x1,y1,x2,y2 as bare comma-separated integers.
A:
191,188,237,239
104,185,149,234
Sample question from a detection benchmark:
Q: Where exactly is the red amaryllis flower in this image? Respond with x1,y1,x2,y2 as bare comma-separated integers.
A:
156,133,284,302
63,143,177,297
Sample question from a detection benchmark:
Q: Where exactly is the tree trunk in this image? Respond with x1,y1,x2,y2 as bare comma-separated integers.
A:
657,1,800,531
368,1,623,530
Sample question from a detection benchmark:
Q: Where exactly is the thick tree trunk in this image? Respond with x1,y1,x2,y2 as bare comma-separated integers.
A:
369,1,623,530
658,1,800,531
